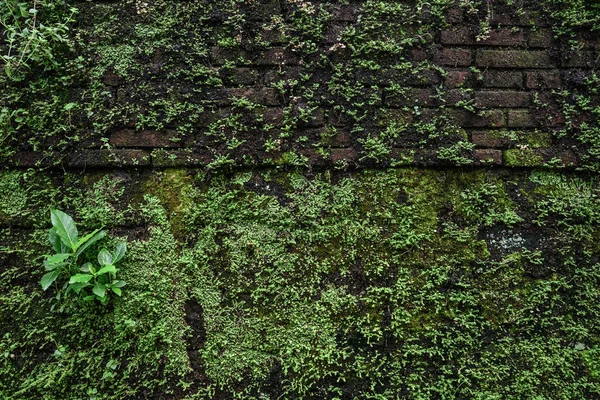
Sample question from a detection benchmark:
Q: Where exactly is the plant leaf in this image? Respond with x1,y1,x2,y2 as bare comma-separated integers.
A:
97,248,113,266
69,274,93,284
111,287,122,296
112,280,126,288
41,270,61,291
69,282,90,293
45,253,71,265
80,262,92,272
50,210,78,250
43,253,70,271
112,242,127,264
48,228,62,253
93,282,106,298
97,264,116,275
74,229,106,258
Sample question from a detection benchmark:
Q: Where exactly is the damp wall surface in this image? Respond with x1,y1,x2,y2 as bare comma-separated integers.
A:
2,0,600,399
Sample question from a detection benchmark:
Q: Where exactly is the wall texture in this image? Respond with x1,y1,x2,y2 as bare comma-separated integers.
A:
2,0,600,399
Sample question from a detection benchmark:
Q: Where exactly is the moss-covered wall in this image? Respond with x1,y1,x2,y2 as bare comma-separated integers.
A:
3,168,600,398
2,0,600,399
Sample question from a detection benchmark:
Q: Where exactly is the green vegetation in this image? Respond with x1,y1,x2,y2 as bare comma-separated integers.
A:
42,210,126,306
2,168,600,398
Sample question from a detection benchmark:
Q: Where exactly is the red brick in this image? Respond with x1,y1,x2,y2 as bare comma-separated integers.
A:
330,5,360,21
561,51,596,68
475,91,530,108
109,130,180,148
410,48,429,62
329,130,351,147
473,149,503,165
210,47,247,65
476,50,555,68
446,71,471,88
151,150,209,167
445,7,464,24
443,109,505,128
225,68,260,86
220,88,280,106
478,28,526,47
69,150,151,168
256,47,299,66
440,27,473,45
445,89,472,105
330,148,357,163
471,131,509,148
482,71,523,88
433,48,472,67
386,88,436,107
508,110,536,127
525,71,561,89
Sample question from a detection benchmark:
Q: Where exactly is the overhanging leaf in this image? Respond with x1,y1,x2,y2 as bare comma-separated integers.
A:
50,210,78,250
69,274,93,284
48,228,62,253
112,242,127,264
97,264,116,275
41,269,61,291
74,229,106,258
93,282,106,298
97,248,113,266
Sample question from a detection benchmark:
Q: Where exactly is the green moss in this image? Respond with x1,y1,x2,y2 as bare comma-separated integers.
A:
504,148,545,167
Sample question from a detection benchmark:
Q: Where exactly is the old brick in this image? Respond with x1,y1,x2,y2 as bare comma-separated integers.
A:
210,47,248,65
329,130,350,147
109,129,181,148
491,9,548,27
69,150,151,168
330,148,357,163
330,5,360,22
561,51,596,68
445,89,472,105
103,71,122,86
325,24,346,43
433,48,472,67
151,150,209,167
476,50,555,68
264,67,301,86
386,88,436,108
482,71,523,88
525,71,561,89
445,70,471,88
445,7,464,24
447,109,505,128
225,68,260,86
471,131,509,148
438,109,505,128
262,108,285,126
246,0,281,20
220,88,280,106
528,28,553,48
257,47,300,66
440,27,473,45
410,48,429,62
261,28,287,44
478,28,526,47
10,152,57,167
473,149,503,165
508,110,536,127
475,91,530,108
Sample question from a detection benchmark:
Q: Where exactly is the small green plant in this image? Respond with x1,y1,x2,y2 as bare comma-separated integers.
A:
41,209,126,305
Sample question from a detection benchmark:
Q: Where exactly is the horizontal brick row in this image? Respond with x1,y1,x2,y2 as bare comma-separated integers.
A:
7,148,578,169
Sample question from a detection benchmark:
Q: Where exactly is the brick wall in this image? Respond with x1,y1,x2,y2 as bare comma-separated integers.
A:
3,0,600,170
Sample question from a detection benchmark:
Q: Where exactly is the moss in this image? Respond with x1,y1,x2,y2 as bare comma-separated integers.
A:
504,148,545,167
